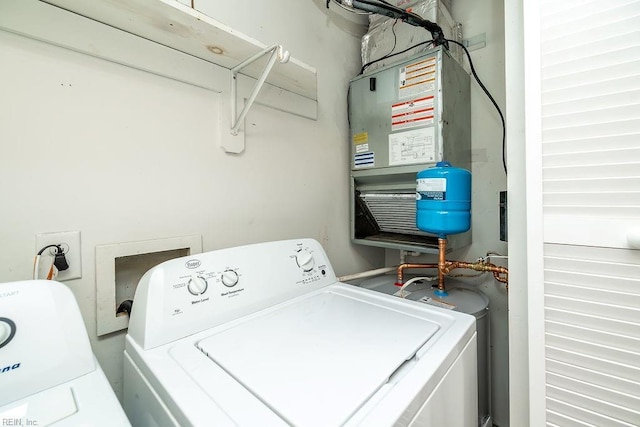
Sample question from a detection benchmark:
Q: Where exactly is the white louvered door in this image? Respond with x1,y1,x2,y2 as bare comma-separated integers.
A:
531,0,640,425
541,0,640,250
543,245,640,426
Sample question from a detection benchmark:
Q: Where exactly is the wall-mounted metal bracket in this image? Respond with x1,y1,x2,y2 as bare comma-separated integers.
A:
220,44,291,153
462,33,487,52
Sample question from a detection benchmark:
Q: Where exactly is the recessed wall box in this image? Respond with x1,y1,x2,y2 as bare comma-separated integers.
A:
348,47,471,253
95,235,202,336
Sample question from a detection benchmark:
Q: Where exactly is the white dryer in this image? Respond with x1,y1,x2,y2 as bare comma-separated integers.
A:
0,280,130,426
124,239,477,426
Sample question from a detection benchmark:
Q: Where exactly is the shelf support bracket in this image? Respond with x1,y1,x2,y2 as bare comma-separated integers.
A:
221,44,290,153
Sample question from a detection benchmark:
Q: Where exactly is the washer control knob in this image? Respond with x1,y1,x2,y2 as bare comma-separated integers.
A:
0,318,16,349
187,275,208,295
221,270,239,287
296,250,315,272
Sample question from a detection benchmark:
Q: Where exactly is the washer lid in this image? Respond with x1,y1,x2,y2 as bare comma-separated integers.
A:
197,290,440,426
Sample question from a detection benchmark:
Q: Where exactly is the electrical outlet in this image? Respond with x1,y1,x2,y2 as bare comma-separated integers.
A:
35,231,82,281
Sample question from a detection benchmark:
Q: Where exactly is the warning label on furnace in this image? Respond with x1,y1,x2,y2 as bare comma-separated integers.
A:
352,132,368,144
389,127,436,166
391,96,435,131
399,56,437,99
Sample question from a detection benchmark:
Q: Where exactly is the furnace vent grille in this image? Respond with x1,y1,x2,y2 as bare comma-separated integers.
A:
359,193,430,236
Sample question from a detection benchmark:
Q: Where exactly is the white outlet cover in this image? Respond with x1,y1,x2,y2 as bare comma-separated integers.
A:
35,231,82,281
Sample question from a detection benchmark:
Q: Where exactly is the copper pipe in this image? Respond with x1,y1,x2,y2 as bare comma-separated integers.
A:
446,261,509,287
447,260,507,274
394,238,509,291
438,238,447,291
395,263,439,286
493,270,508,283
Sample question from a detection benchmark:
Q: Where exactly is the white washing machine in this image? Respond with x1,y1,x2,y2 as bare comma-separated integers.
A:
0,280,130,426
123,239,477,427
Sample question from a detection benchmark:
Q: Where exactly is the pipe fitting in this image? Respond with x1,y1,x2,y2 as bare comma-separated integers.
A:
394,237,509,292
395,263,439,286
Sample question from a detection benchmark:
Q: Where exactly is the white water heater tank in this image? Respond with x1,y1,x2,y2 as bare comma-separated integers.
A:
351,276,491,427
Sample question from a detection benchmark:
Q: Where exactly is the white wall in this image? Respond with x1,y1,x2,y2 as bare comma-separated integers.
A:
0,0,381,399
384,0,510,425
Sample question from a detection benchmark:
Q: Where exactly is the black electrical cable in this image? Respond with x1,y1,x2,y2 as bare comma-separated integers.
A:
361,39,434,74
339,0,506,173
388,19,399,58
37,244,60,256
359,37,506,174
351,0,446,45
446,39,507,175
37,244,70,272
360,18,399,75
116,299,134,316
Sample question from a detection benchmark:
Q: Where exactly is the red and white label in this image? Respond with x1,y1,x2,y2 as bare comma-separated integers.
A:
391,96,435,131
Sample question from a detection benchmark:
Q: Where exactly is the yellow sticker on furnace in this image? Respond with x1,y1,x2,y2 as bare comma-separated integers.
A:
353,132,368,144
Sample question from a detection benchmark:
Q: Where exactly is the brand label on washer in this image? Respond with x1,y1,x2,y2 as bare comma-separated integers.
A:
0,363,21,374
185,260,201,269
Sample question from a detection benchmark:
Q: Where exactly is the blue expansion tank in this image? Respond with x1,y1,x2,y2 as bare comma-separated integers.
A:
416,161,471,237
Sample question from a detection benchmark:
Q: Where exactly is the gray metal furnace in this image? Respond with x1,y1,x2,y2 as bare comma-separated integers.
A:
348,46,471,254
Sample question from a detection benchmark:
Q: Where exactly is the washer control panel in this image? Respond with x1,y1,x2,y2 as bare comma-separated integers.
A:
187,275,208,295
221,270,239,287
128,239,337,349
295,249,315,271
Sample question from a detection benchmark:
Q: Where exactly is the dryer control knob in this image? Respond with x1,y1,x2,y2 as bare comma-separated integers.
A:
0,317,16,349
296,250,315,272
221,270,239,287
187,275,208,295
